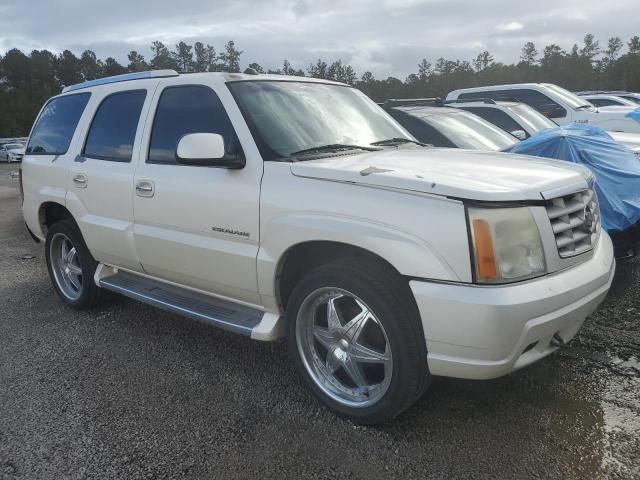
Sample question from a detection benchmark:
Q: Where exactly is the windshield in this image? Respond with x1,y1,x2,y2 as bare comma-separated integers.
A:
424,111,518,151
543,83,596,111
228,81,413,160
508,104,557,133
5,143,23,150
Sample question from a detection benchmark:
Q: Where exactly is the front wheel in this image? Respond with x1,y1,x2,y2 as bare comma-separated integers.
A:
286,258,430,424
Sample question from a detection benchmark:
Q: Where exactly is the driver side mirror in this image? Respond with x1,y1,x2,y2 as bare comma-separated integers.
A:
510,129,527,141
176,133,244,169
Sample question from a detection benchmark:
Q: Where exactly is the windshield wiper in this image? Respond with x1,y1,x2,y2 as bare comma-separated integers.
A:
576,104,593,110
370,137,428,147
290,143,381,156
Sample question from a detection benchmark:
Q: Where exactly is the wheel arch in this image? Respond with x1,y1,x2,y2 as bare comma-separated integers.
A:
38,201,75,236
274,240,408,312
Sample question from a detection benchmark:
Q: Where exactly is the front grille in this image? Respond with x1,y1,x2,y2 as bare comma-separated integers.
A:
545,189,600,258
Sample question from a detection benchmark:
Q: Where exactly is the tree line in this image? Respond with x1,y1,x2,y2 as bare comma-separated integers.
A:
1,34,640,136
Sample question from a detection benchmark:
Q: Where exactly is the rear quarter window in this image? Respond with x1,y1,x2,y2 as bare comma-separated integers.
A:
26,93,91,155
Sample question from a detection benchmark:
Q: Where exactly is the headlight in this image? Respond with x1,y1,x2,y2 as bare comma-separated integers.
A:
467,206,546,283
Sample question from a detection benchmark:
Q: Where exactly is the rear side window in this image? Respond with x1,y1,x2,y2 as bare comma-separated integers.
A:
83,90,147,162
148,85,239,164
26,93,91,155
461,107,526,136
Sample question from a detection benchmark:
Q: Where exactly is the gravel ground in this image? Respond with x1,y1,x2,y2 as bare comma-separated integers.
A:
1,162,639,480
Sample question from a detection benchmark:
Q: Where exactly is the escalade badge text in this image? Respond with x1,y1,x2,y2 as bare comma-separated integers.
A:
212,226,250,238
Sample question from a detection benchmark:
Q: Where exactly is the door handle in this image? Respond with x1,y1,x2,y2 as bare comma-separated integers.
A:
136,180,154,197
73,174,87,188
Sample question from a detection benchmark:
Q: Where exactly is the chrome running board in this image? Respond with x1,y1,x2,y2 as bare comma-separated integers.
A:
95,265,283,340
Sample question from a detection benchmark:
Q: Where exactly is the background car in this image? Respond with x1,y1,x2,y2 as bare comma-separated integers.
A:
0,142,25,162
382,100,518,151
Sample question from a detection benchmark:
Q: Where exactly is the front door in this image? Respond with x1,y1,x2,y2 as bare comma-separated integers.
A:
132,81,262,305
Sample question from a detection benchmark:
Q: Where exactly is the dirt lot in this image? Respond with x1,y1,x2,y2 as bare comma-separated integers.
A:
1,162,639,480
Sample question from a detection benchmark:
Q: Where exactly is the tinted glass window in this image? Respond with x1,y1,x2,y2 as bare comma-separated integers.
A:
388,110,454,147
508,104,557,132
459,107,525,136
620,95,640,105
460,89,567,118
420,111,518,151
589,98,619,107
148,85,239,164
83,90,146,162
26,93,91,154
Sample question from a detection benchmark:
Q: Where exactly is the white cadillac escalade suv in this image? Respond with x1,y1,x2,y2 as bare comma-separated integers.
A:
21,70,615,423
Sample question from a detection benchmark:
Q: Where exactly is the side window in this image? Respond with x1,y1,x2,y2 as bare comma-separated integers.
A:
589,98,617,107
26,93,91,155
463,107,526,136
148,85,240,164
83,90,147,162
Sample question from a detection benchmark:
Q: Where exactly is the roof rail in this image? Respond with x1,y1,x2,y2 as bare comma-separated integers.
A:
62,69,180,93
576,90,632,96
383,98,444,108
447,98,497,105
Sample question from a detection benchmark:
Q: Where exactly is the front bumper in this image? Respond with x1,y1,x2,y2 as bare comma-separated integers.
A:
410,232,615,380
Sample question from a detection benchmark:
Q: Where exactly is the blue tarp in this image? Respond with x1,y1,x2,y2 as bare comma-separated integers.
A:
510,124,640,232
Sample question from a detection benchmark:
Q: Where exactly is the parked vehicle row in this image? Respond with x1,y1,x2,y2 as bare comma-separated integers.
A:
20,72,616,423
575,90,640,106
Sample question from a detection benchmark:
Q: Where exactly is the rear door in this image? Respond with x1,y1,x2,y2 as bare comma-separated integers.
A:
132,78,262,305
66,81,158,271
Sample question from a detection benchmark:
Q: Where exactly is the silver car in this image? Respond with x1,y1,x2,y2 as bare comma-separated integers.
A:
0,143,25,162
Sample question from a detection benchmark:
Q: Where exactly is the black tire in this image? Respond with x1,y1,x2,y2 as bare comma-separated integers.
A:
286,257,431,424
45,219,110,309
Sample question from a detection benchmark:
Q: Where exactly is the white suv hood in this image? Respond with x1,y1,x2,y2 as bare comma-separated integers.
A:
290,148,590,201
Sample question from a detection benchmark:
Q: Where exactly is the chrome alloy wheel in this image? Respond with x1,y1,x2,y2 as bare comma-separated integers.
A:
296,288,393,408
49,232,83,301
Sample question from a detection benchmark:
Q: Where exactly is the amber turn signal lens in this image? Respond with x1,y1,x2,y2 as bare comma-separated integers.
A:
472,219,497,280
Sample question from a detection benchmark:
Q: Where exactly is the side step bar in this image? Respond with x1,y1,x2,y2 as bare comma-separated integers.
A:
95,265,283,341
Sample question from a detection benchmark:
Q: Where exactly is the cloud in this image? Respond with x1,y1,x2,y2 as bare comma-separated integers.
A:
497,21,524,32
0,0,638,80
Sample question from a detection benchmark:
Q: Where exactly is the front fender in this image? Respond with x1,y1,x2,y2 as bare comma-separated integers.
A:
257,212,468,308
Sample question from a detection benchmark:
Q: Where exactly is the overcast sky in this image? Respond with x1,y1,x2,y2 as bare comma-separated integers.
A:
1,0,638,79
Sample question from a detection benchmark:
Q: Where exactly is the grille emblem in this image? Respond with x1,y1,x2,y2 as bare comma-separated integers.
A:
582,204,594,233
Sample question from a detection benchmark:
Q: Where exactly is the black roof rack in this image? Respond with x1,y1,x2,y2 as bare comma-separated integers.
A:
446,98,498,105
383,98,444,108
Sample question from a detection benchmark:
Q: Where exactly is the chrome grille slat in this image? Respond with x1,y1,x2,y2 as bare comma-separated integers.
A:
545,188,600,258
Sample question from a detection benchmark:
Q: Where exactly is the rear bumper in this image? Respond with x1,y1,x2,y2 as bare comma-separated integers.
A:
410,232,615,380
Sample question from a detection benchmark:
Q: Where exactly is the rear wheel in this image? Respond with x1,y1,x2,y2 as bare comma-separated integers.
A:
286,258,430,424
45,219,110,309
